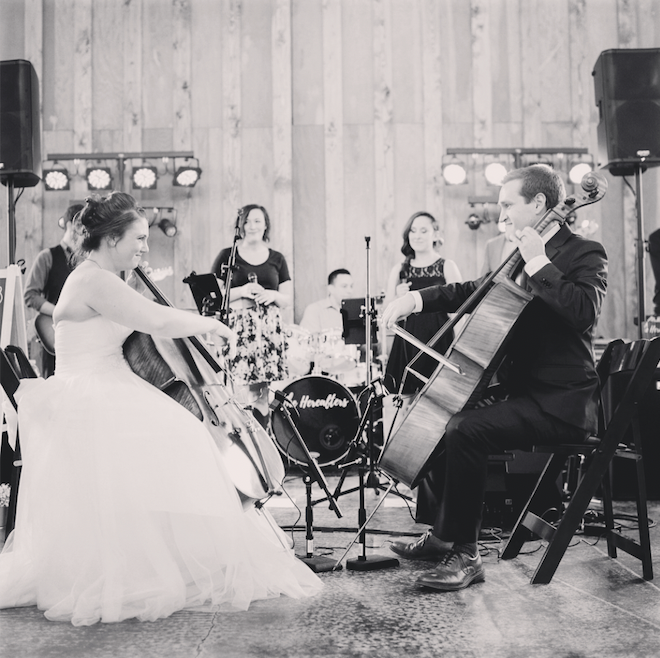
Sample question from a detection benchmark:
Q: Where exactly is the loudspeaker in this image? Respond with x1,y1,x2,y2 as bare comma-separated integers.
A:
593,48,660,176
0,59,41,187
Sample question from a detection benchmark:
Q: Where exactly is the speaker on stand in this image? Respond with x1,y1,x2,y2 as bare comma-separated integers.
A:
0,59,41,265
593,49,660,337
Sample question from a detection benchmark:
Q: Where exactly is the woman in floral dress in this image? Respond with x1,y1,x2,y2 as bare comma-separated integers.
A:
211,205,292,426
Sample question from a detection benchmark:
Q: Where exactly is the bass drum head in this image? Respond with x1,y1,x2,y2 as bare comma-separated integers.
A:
271,375,359,467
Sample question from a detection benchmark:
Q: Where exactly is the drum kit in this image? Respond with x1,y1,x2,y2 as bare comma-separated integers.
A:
268,242,411,574
270,320,392,573
271,325,383,470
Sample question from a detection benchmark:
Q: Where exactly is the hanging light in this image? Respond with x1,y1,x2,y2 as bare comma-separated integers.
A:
173,158,202,187
465,212,483,230
484,162,508,186
158,218,178,237
132,165,158,190
147,207,178,237
568,156,594,185
442,156,467,185
86,166,113,191
43,166,70,191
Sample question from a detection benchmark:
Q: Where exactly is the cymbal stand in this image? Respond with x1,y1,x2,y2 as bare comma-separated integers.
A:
269,390,343,572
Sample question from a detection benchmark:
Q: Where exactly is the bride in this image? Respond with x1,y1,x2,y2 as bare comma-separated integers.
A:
0,192,322,626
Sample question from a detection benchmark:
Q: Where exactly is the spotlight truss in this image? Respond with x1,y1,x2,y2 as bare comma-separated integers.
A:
44,151,198,193
446,147,591,188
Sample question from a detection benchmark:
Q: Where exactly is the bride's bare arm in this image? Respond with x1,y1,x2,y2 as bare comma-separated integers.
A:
79,269,234,342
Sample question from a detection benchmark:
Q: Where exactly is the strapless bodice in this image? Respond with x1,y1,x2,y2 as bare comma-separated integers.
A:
54,315,133,376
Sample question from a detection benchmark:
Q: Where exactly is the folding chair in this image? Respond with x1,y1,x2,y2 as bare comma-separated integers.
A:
501,337,660,584
0,346,37,539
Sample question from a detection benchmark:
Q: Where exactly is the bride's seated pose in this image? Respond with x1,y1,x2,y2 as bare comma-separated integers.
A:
0,192,322,626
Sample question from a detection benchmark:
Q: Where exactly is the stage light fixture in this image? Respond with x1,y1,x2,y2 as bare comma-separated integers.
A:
465,212,483,230
173,159,202,187
43,167,70,191
86,166,113,191
132,165,158,190
568,158,594,185
442,157,467,185
147,207,178,238
484,162,508,186
158,218,178,237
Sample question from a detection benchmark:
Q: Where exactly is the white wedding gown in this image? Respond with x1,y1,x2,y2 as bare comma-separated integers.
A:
0,315,322,625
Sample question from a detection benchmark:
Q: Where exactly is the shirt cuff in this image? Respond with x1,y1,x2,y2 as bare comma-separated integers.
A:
524,255,551,277
410,290,423,313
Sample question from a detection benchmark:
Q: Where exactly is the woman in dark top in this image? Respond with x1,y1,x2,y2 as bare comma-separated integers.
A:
384,211,462,395
211,204,292,424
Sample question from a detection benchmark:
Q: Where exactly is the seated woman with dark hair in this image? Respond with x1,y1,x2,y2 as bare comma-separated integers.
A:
0,192,321,626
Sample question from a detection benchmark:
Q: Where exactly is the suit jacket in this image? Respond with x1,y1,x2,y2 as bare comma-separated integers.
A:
480,233,515,276
419,224,608,432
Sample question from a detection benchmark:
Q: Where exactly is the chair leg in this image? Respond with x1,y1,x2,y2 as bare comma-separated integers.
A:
530,444,620,584
601,464,617,559
632,454,653,580
501,454,564,560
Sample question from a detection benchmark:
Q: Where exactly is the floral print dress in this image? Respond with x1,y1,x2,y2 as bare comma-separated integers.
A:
211,248,290,386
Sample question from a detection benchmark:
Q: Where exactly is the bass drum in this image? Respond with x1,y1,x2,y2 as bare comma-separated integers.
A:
271,375,359,467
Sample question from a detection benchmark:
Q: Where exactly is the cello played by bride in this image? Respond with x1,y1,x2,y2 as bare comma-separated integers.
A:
381,165,607,592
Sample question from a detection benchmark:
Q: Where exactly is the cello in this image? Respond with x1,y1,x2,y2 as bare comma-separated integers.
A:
123,265,285,509
379,171,608,488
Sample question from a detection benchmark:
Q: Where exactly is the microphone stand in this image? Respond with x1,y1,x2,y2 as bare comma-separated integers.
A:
269,390,343,573
338,236,400,572
219,210,244,324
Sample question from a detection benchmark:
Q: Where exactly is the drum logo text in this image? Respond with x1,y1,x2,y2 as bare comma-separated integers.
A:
289,392,351,410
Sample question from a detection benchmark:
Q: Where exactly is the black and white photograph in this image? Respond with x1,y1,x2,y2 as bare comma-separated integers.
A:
1,1,660,656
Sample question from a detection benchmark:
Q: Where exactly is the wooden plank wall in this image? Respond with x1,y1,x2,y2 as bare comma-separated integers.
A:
1,0,660,341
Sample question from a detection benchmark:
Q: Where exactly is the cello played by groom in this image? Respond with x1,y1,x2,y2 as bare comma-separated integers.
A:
381,164,608,591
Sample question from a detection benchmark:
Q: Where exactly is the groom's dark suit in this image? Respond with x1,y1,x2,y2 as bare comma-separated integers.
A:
414,224,608,543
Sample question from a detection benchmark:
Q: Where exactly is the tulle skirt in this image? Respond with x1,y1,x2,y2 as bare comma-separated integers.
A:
0,365,321,626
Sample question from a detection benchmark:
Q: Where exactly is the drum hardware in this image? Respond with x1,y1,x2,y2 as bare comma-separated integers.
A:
269,389,343,573
270,375,360,467
284,325,315,378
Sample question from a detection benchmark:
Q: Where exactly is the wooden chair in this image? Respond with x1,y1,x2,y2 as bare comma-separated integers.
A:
0,346,37,539
501,337,660,584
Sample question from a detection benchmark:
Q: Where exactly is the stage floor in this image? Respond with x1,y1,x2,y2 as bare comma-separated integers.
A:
1,471,660,658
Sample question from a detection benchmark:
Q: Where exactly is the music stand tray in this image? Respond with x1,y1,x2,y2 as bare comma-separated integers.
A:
183,272,224,316
341,298,377,345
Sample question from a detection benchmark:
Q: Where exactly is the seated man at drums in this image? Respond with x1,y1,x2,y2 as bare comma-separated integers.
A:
381,165,608,592
300,269,359,377
300,268,353,335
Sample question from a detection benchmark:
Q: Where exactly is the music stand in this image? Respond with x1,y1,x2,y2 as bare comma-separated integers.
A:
183,272,224,317
341,298,378,346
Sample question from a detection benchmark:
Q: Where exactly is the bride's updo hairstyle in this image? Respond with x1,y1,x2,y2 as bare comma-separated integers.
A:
76,192,146,253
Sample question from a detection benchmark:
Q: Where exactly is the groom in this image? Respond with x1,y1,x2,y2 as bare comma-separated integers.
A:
382,164,608,591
